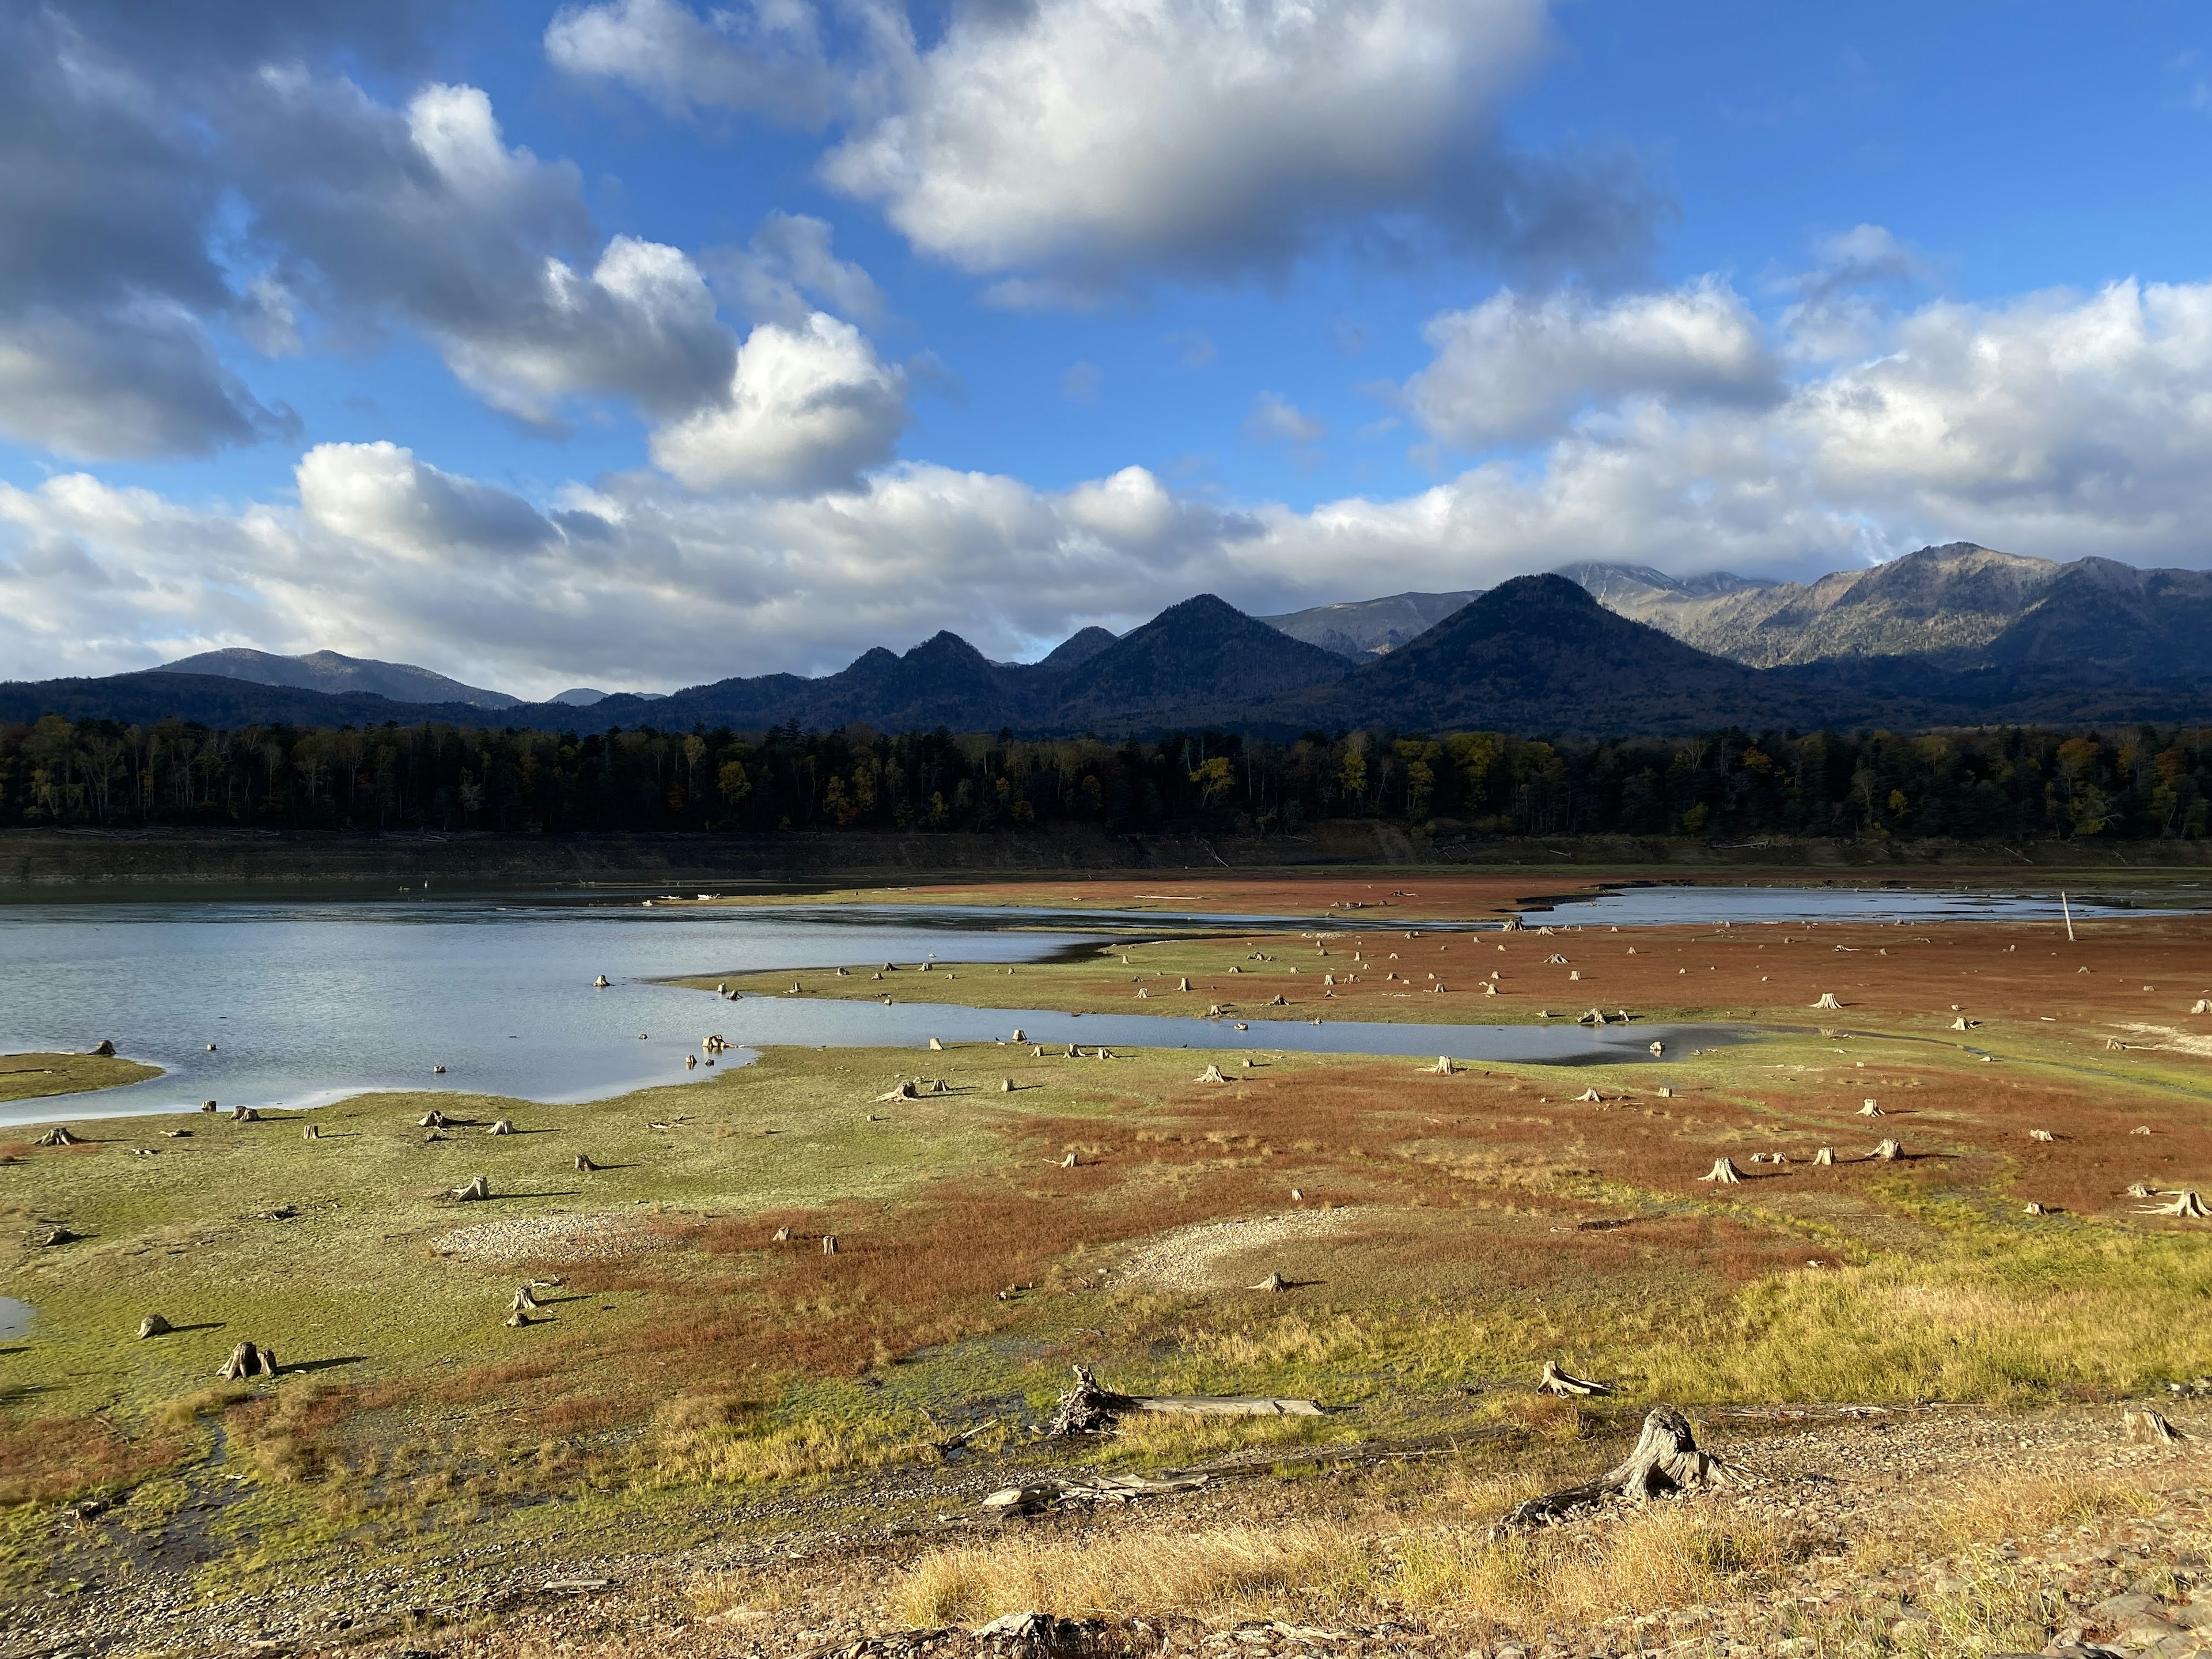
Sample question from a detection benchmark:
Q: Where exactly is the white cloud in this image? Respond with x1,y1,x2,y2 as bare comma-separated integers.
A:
649,312,907,492
548,0,1656,296
823,0,1626,286
1407,279,1781,447
1245,391,1326,471
712,212,885,326
544,0,839,127
15,271,2212,699
238,78,740,427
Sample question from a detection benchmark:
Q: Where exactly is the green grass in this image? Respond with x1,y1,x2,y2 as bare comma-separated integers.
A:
1,1051,162,1109
10,959,2212,1605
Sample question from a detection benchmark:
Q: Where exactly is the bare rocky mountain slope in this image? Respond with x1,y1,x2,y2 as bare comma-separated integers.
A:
1564,543,2066,668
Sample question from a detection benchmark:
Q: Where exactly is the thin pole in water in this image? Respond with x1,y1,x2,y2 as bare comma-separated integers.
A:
2061,890,2075,944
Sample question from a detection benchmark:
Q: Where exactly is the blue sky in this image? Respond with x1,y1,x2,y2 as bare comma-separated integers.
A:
2,0,2210,694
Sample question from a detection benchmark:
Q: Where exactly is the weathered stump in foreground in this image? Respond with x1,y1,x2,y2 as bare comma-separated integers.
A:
1501,1407,1732,1529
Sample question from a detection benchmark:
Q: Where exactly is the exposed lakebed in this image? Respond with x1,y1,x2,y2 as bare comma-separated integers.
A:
0,885,2159,1126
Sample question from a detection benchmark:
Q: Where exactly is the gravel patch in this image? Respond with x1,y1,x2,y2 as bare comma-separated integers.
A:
431,1211,670,1263
1113,1208,1368,1293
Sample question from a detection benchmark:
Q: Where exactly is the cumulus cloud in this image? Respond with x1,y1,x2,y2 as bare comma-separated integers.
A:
650,312,908,492
0,8,298,458
544,0,839,127
819,0,1661,289
1407,279,1781,448
0,6,755,460
15,268,2212,695
550,0,1660,294
235,78,739,427
711,212,886,326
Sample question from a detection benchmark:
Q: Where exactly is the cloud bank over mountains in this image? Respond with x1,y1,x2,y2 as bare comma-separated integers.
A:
4,1,2212,698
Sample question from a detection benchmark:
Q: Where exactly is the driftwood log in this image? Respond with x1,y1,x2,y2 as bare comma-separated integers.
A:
981,1471,1209,1516
138,1313,173,1339
1500,1407,1732,1529
1044,1365,1321,1435
1537,1359,1611,1396
218,1341,279,1380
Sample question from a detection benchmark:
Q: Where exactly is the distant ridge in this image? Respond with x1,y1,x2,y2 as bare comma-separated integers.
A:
1262,590,1485,658
157,647,522,710
15,547,2212,738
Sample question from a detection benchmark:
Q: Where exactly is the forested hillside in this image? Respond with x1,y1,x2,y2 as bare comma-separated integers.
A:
3,713,2207,844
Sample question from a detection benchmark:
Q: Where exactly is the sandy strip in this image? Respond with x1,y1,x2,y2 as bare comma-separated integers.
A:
1113,1208,1368,1293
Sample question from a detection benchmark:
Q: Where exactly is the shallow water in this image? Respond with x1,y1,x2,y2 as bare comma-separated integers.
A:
0,1297,31,1340
0,900,1097,1127
1528,884,2164,928
2,881,2143,1127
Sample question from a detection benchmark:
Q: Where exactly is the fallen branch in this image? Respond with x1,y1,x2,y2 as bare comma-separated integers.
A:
980,1472,1210,1517
1044,1364,1321,1435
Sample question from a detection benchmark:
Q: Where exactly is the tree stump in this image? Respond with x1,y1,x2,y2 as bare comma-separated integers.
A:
1500,1407,1732,1528
1194,1064,1228,1084
487,1119,516,1136
138,1314,173,1339
1061,1152,1078,1168
218,1341,278,1380
2127,1406,2186,1443
929,1037,945,1051
575,1154,599,1172
772,1226,790,1242
1537,1359,1611,1396
821,1234,838,1255
33,1126,80,1147
2028,1128,2056,1142
2024,1202,2050,1215
2141,1190,2210,1218
1252,1272,1287,1292
506,1309,533,1328
90,1040,116,1057
1812,1147,1836,1165
420,1110,450,1128
510,1286,540,1316
1871,1139,1904,1161
1649,1040,1665,1056
41,1226,81,1246
2107,1037,2127,1051
1858,1102,1884,1116
1951,1016,1974,1031
2127,1182,2157,1198
1177,978,1191,992
1698,1158,1745,1185
202,1101,218,1112
1000,1078,1015,1093
1812,993,1842,1010
593,975,610,988
450,1175,491,1202
232,1105,260,1122
1575,1088,1604,1103
302,1123,320,1141
2194,999,2211,1015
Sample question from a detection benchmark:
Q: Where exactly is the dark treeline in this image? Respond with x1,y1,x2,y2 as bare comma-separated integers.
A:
3,713,2210,842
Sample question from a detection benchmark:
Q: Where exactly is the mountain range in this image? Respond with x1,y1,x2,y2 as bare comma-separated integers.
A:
6,544,2211,738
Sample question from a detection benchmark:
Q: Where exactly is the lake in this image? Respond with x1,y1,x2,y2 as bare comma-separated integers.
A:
0,884,2158,1126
